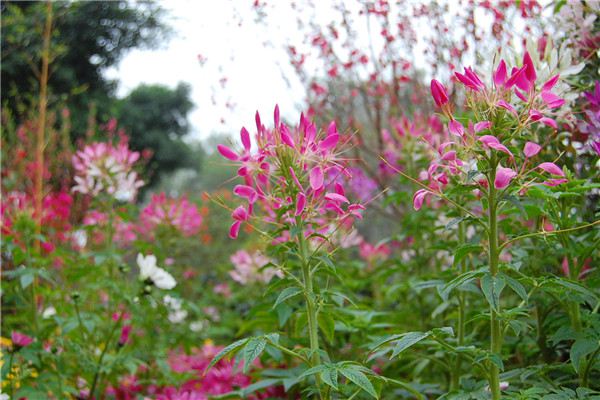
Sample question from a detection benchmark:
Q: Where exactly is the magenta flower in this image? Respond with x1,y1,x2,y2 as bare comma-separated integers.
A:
494,166,517,189
118,325,132,346
493,60,507,87
11,331,34,348
219,106,364,243
448,119,465,137
430,79,449,107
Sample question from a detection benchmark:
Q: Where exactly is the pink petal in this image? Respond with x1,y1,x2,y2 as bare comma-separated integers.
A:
541,91,565,109
448,119,464,137
522,51,537,85
538,162,565,176
523,142,541,158
229,221,242,239
233,185,258,203
217,144,239,161
295,192,306,216
494,166,517,189
240,127,251,151
494,60,507,87
309,166,324,190
539,117,558,129
324,193,349,204
280,125,295,148
319,133,339,151
231,205,249,221
327,121,338,136
413,189,430,210
497,100,518,116
542,75,560,91
474,121,492,132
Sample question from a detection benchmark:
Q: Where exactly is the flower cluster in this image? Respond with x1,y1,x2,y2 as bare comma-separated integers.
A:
218,106,364,241
414,52,569,210
140,192,203,237
229,250,282,285
72,141,144,202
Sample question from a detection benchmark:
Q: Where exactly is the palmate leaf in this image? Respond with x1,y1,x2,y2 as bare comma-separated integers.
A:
338,364,378,399
272,286,303,309
480,273,506,312
391,332,431,358
205,338,248,373
570,338,598,373
242,337,267,373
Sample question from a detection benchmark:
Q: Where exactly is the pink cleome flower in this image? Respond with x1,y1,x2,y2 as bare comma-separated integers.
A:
218,105,365,241
139,192,203,237
72,141,144,202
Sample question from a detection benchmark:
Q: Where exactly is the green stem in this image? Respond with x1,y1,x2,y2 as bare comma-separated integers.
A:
487,164,502,400
582,346,600,388
88,311,123,399
452,220,468,391
297,222,324,399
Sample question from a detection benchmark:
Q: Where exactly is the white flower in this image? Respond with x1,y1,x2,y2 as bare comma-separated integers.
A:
137,253,177,290
0,392,9,400
168,309,188,324
190,320,205,332
42,306,57,319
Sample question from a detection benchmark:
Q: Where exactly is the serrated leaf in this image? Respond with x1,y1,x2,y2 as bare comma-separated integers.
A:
205,338,248,372
481,274,506,312
444,216,467,231
273,287,302,309
391,331,430,358
570,338,598,373
321,365,339,391
242,337,267,373
299,364,328,379
339,366,378,399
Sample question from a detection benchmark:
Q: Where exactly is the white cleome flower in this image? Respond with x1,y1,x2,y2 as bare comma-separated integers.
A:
137,253,177,290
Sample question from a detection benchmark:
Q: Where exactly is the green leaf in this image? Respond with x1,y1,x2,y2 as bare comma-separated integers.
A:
452,244,482,267
321,365,339,391
242,337,267,373
272,287,302,309
339,365,378,399
205,338,248,372
504,274,528,301
570,338,598,373
439,268,486,301
20,272,34,289
318,312,335,344
480,274,506,312
299,364,328,379
392,331,431,358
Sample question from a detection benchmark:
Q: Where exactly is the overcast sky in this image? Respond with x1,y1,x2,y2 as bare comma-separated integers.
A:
105,0,306,142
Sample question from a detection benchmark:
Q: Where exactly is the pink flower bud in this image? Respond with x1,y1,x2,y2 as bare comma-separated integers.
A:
538,162,565,176
430,79,449,107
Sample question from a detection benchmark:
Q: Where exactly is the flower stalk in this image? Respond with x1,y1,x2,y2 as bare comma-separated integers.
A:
487,159,502,400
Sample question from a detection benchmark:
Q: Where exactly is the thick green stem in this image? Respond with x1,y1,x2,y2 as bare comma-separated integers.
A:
297,223,324,399
452,221,468,390
487,167,502,400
